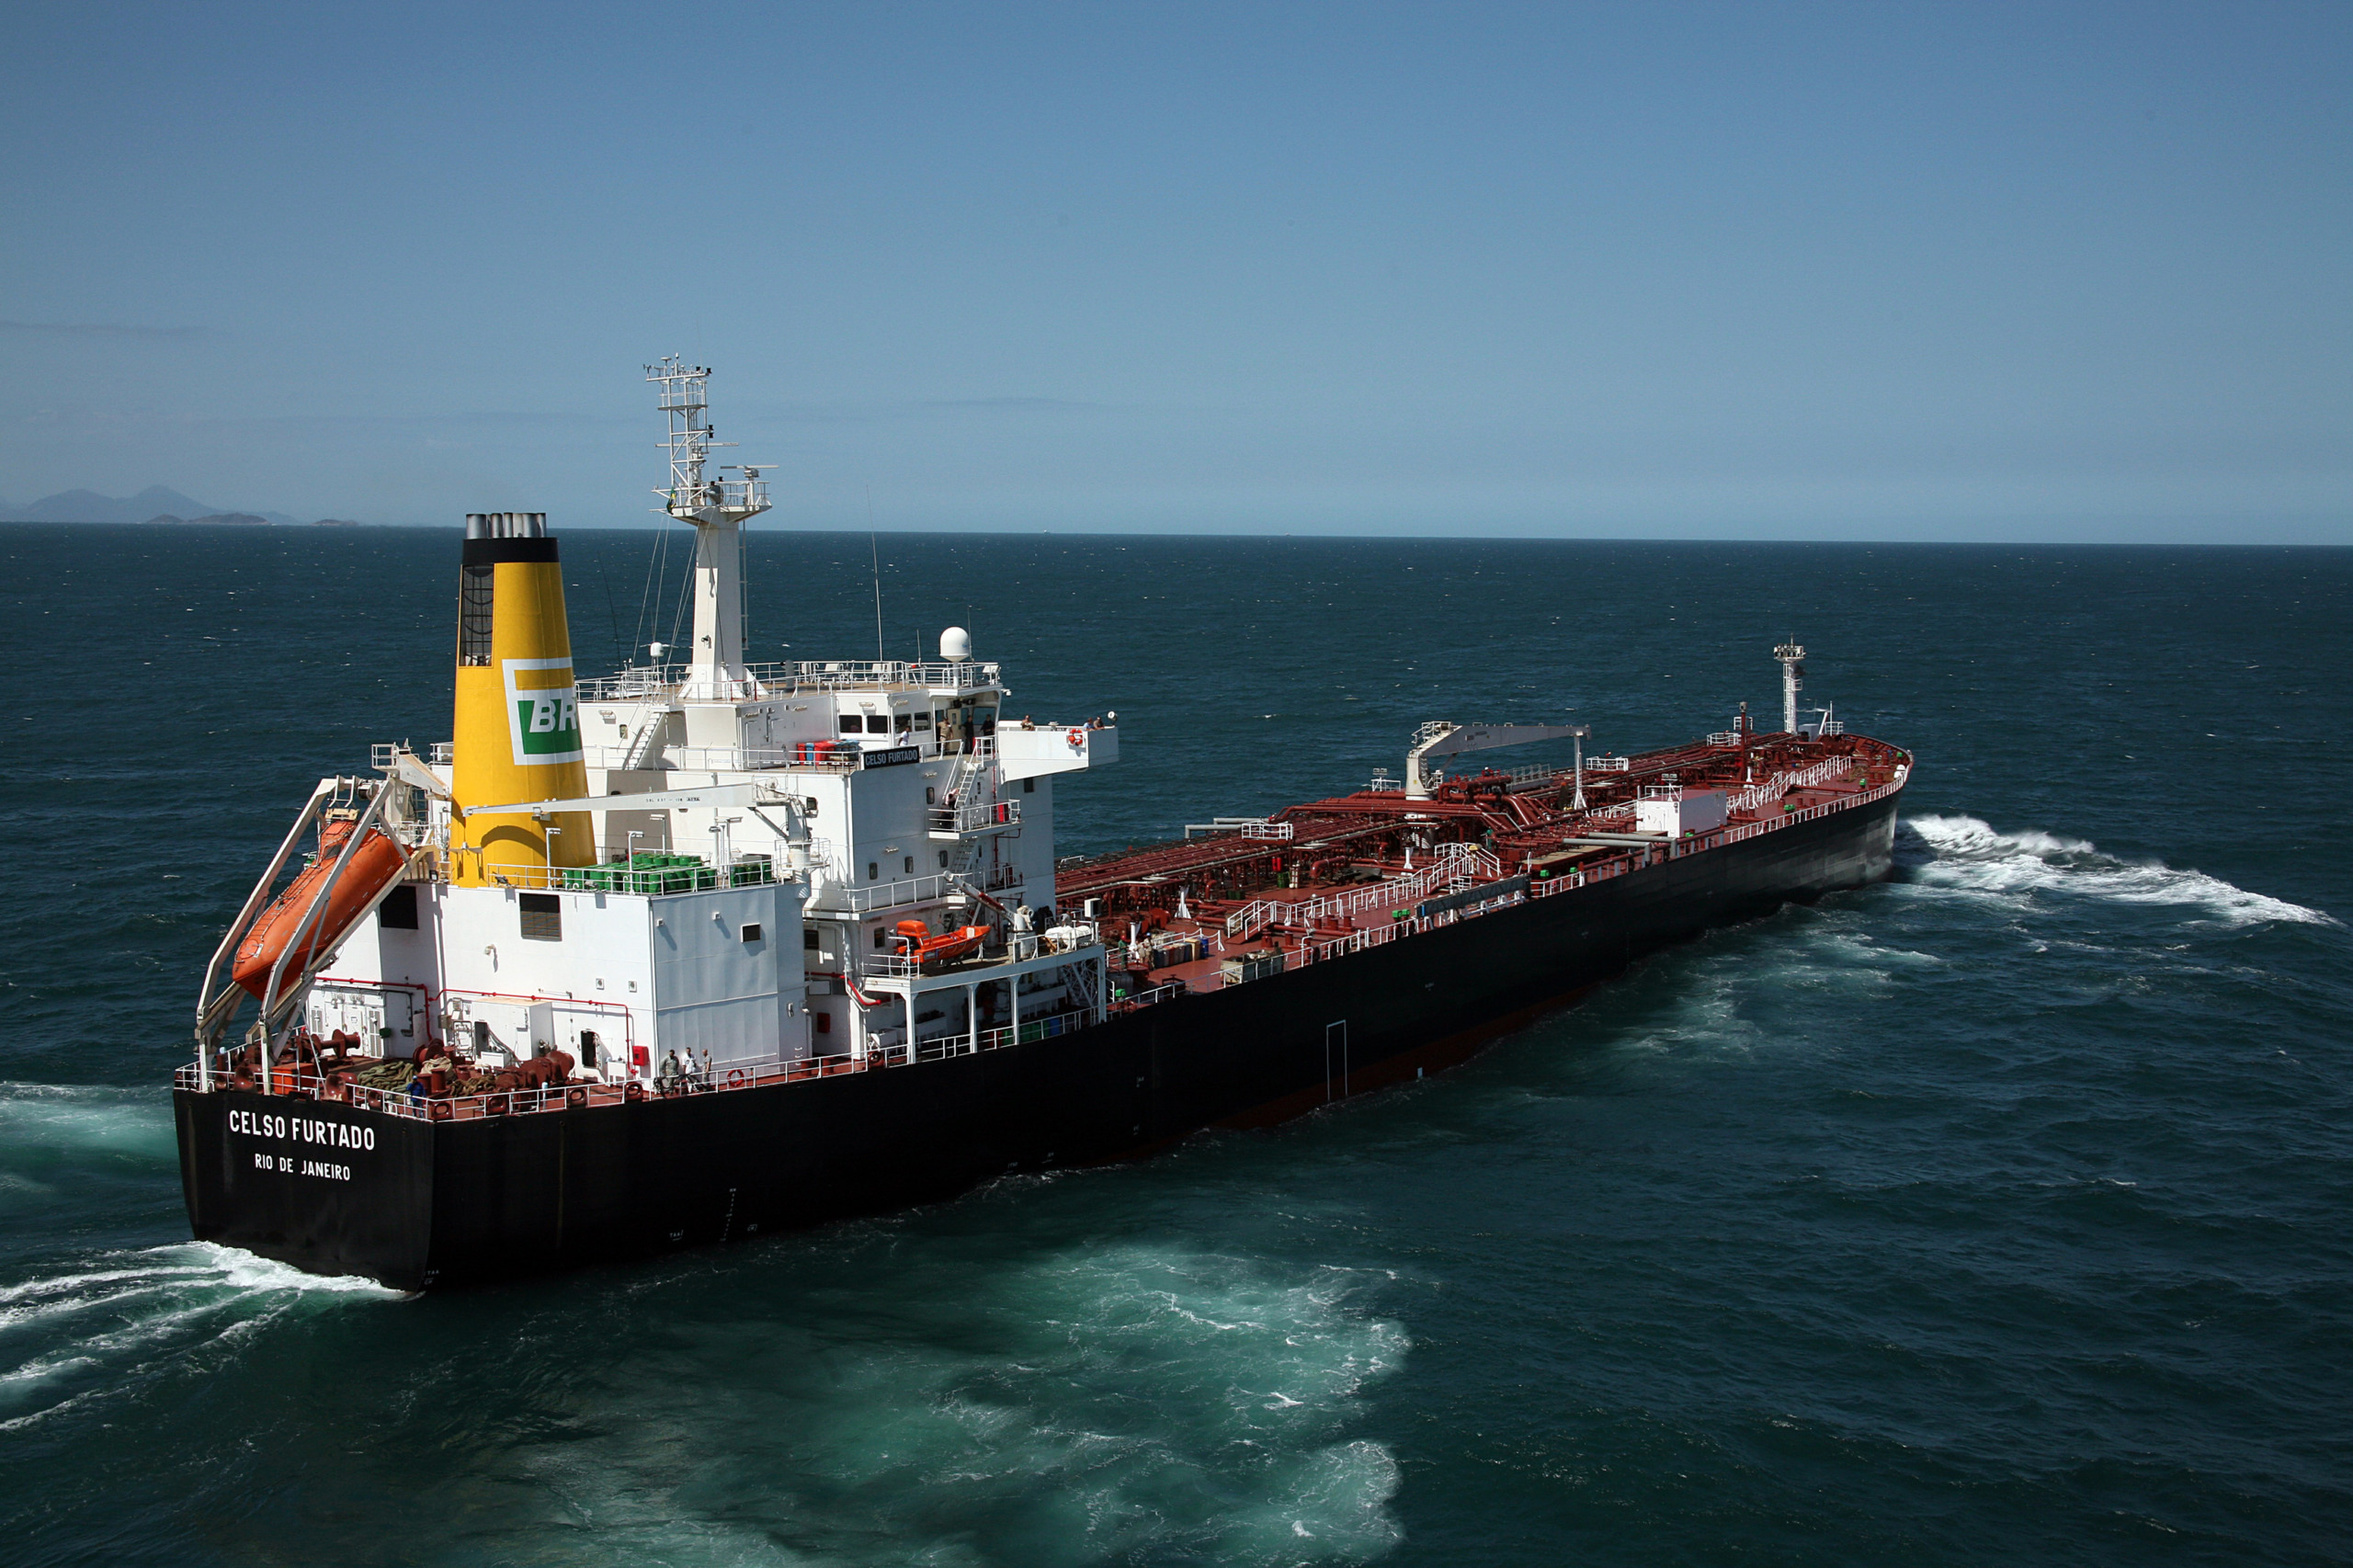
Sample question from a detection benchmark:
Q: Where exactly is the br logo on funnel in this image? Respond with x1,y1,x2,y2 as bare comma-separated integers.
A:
502,657,584,766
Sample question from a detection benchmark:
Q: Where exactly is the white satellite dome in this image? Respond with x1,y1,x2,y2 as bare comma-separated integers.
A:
939,626,972,661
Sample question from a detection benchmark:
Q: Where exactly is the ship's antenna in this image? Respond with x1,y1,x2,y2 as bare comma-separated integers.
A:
870,529,886,664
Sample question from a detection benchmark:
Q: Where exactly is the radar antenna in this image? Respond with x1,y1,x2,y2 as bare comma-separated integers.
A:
647,357,772,526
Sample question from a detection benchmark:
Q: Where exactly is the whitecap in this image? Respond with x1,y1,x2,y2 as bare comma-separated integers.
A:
1899,814,2334,928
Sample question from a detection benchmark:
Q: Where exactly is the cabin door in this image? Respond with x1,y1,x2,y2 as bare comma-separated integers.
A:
312,987,386,1046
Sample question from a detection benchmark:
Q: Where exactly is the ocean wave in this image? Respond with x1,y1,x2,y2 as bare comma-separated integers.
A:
0,1082,178,1162
963,1244,1408,1560
0,1242,398,1431
547,1241,1410,1565
1898,814,2335,928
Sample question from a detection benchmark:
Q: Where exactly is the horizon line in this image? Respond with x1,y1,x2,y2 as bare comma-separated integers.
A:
3,518,2347,550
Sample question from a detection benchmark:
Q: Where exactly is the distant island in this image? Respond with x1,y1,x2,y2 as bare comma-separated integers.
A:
0,485,367,527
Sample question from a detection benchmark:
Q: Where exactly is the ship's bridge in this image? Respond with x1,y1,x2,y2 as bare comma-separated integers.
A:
556,640,1117,1071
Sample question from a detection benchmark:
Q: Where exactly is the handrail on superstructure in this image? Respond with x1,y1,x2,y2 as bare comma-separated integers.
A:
575,659,1006,704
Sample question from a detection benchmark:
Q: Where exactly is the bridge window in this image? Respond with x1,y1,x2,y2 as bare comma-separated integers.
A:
837,714,861,734
867,714,892,733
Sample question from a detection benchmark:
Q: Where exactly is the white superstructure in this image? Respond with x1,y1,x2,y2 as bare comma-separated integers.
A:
282,370,1118,1085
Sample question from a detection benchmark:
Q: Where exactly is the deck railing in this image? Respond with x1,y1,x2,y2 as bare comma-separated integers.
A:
1728,754,1851,815
175,1051,862,1119
576,660,1004,704
904,1005,1097,1065
172,1002,1103,1116
429,857,783,895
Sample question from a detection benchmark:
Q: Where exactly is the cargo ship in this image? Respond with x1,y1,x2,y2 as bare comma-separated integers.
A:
173,363,1910,1290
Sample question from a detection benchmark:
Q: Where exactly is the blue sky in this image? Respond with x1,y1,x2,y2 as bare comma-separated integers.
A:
2,2,2347,540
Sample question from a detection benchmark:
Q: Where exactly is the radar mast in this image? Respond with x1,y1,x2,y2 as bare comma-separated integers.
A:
648,357,771,687
1774,641,1805,734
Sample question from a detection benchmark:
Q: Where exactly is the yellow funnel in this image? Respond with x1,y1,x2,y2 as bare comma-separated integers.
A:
448,513,595,887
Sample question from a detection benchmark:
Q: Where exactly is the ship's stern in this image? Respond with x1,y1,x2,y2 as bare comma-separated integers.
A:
176,1088,437,1290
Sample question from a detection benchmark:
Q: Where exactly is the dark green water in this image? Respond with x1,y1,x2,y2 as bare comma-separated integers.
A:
3,525,2348,1566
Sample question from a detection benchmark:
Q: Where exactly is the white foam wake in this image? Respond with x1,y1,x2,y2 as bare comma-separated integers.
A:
0,1242,399,1431
1900,814,2335,928
574,1240,1409,1563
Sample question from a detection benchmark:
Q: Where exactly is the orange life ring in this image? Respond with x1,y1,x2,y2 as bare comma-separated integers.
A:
1067,728,1084,747
726,1068,746,1088
624,1080,645,1103
428,1099,452,1121
565,1086,587,1109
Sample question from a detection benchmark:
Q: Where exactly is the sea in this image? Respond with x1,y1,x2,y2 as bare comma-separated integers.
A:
2,523,2348,1567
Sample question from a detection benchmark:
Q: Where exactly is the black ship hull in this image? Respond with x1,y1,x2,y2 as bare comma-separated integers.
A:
176,789,1901,1290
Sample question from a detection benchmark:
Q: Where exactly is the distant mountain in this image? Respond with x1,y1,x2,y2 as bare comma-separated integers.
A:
0,486,301,525
6,485,214,522
145,512,271,527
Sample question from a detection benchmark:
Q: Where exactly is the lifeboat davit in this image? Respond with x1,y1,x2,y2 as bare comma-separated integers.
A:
232,818,410,1000
894,919,992,969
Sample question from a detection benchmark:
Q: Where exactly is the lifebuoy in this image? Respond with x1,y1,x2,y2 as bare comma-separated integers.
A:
624,1080,645,1103
726,1068,745,1088
428,1099,451,1121
565,1086,587,1109
483,1093,507,1117
1067,728,1084,747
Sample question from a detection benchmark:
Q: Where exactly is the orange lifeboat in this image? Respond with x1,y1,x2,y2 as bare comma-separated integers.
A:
232,818,410,1000
893,919,992,969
